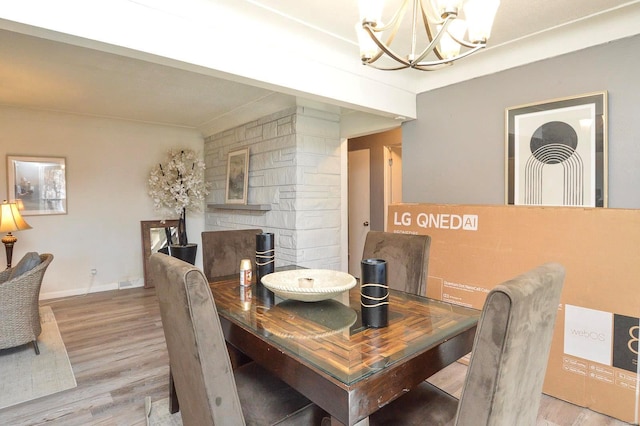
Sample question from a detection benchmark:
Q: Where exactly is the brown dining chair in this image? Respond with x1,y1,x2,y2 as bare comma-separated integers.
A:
361,231,431,295
150,252,326,426
369,262,565,426
201,229,262,281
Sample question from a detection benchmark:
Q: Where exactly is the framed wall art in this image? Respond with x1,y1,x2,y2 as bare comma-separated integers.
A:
7,155,68,215
225,148,249,204
505,92,607,207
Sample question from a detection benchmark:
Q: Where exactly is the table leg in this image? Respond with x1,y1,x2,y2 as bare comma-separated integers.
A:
226,342,252,369
169,368,179,414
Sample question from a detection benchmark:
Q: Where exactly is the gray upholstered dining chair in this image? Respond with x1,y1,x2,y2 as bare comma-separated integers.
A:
201,229,262,281
361,231,431,295
0,253,54,354
368,262,565,426
150,252,326,426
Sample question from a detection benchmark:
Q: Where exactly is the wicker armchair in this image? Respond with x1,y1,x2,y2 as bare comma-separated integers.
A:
0,253,54,354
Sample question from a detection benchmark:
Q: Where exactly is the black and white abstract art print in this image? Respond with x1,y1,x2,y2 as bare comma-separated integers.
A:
505,92,607,207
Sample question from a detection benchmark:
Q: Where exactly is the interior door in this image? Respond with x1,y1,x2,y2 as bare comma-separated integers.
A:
348,149,370,278
383,145,403,230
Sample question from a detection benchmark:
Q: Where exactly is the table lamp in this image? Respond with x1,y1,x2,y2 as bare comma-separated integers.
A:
0,200,32,269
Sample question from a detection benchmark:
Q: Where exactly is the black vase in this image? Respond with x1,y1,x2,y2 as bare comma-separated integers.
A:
360,258,389,328
159,243,198,265
255,232,275,303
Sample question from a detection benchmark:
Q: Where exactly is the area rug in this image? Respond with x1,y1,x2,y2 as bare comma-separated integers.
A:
0,306,77,410
145,397,182,426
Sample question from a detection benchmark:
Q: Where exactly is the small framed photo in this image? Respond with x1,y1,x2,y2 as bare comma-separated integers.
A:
505,92,607,207
225,148,249,204
7,155,68,215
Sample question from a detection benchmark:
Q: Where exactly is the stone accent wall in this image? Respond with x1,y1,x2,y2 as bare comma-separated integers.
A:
203,106,342,269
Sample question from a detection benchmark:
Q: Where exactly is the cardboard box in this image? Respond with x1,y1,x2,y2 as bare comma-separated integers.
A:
387,203,639,424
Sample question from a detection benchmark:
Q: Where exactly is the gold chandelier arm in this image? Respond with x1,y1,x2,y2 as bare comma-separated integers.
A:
410,14,453,65
362,0,409,64
415,0,486,65
357,0,494,72
366,7,455,67
364,62,412,71
366,0,410,32
410,63,452,71
416,9,485,64
364,18,482,71
420,0,446,60
372,44,483,71
363,24,413,67
449,34,486,49
413,44,484,69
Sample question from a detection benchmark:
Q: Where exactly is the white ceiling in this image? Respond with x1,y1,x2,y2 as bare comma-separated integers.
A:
1,0,639,137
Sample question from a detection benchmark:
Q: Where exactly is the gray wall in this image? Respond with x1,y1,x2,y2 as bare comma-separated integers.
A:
403,34,640,209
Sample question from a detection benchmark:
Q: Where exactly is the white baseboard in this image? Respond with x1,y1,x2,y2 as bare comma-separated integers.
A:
40,279,145,301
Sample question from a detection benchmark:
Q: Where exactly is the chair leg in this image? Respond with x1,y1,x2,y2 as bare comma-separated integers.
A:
169,370,179,414
33,339,40,355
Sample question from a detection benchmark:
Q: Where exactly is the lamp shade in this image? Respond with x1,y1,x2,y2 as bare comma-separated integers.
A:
464,0,500,42
358,0,383,24
438,19,467,59
0,202,32,232
356,22,380,60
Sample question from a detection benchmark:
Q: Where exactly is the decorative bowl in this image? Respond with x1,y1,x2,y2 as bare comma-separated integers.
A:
260,269,356,302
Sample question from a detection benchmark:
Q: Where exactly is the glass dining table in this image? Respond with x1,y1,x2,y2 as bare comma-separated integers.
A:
183,267,480,426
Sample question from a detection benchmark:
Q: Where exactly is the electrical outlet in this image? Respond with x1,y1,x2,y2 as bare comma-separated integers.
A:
90,268,97,275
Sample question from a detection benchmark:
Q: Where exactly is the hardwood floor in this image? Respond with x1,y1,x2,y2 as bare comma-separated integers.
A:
0,287,633,425
0,288,168,426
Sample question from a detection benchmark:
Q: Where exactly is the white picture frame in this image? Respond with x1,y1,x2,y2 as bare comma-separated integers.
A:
7,155,68,215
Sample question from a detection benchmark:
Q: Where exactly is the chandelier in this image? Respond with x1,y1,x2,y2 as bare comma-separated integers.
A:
356,0,500,71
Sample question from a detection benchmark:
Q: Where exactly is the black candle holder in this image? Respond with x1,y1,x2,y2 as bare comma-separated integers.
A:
360,258,388,328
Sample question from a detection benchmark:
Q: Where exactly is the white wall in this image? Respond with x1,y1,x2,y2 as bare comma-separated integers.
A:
0,0,417,128
0,106,205,299
204,106,344,270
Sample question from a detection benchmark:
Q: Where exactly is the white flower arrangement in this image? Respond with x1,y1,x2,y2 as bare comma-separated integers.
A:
148,149,210,245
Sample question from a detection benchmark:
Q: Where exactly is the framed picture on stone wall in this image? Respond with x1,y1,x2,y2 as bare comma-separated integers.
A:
7,155,68,215
505,92,608,207
225,148,249,204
